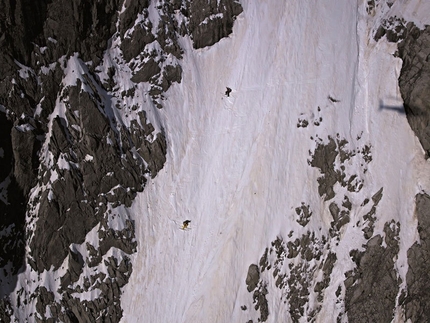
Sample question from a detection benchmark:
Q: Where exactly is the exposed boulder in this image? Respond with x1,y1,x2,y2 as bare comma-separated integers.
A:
246,264,260,292
186,0,243,49
131,58,161,83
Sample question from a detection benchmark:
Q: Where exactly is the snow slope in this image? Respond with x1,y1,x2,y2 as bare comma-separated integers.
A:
121,1,430,322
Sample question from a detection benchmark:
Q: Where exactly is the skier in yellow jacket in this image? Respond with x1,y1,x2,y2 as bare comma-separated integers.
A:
182,220,191,230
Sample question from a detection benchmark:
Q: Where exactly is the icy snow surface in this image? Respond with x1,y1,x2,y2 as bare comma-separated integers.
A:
121,1,430,322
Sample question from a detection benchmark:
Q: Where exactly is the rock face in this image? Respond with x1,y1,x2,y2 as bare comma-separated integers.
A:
398,24,430,158
397,21,430,323
186,0,243,49
403,193,430,322
0,0,242,321
345,221,401,323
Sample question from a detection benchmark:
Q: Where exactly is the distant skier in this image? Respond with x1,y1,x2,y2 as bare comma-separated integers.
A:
182,220,191,230
225,87,232,97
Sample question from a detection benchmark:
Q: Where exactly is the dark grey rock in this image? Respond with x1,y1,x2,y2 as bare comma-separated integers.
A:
374,17,407,43
61,250,85,289
342,195,352,210
119,0,150,38
119,0,184,103
259,248,269,272
286,264,311,323
156,11,183,58
0,0,243,320
309,136,370,200
0,0,49,73
287,238,300,259
345,221,401,323
329,202,340,221
398,24,430,158
121,25,155,62
0,298,12,323
98,220,137,256
403,193,430,322
314,252,336,299
41,0,121,65
34,256,132,323
161,64,183,90
131,58,161,83
35,287,55,321
246,264,260,292
361,188,383,240
0,112,27,285
295,203,312,226
309,137,339,200
296,118,309,128
29,79,164,272
253,283,269,322
246,232,332,323
186,0,243,49
328,201,350,236
372,187,383,205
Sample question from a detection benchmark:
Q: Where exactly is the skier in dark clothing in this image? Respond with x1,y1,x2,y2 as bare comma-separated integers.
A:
225,87,232,97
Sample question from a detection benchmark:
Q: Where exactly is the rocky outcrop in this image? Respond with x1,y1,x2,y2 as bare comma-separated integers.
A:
0,111,27,296
344,221,401,323
402,193,430,322
0,0,243,321
398,24,430,158
27,78,166,273
373,14,430,321
186,0,243,49
244,233,336,323
242,130,407,322
374,16,407,43
118,0,243,106
0,0,49,76
391,23,430,321
32,255,133,323
308,136,371,201
245,264,260,293
0,298,12,323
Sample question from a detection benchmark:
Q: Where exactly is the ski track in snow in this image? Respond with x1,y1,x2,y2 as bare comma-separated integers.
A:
120,1,430,322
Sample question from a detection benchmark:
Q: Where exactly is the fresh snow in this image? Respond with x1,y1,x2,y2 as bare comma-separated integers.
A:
120,1,430,322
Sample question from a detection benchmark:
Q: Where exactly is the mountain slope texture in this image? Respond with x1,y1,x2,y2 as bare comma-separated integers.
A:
1,0,430,322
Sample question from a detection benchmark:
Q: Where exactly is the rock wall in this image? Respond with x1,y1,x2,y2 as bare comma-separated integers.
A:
398,24,430,158
0,0,242,321
403,193,430,322
397,18,430,323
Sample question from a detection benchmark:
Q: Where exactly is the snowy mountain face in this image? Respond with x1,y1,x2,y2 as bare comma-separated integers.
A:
1,0,430,322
